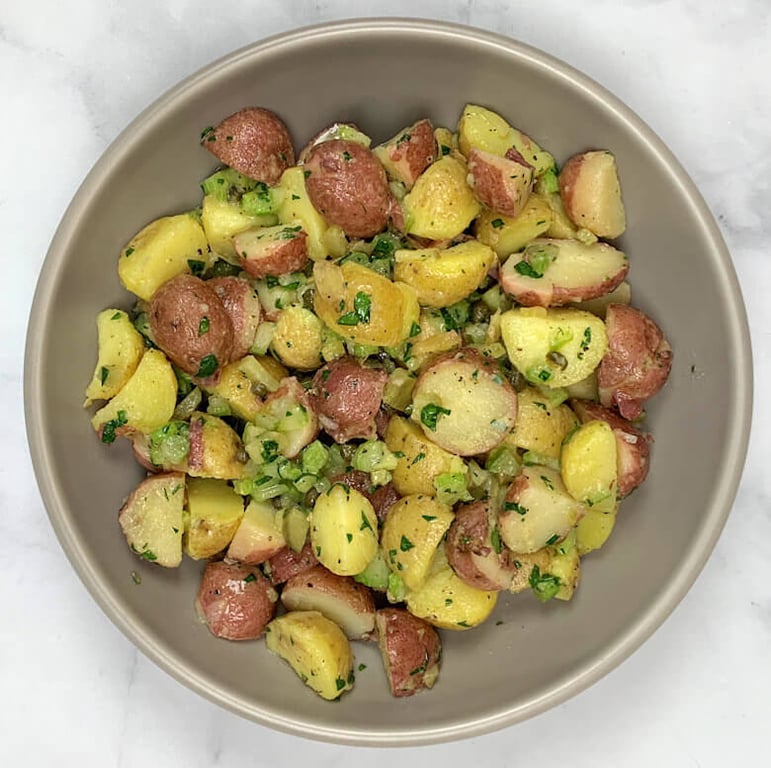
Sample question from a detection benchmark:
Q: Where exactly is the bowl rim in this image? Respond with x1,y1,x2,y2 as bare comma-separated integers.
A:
24,17,753,746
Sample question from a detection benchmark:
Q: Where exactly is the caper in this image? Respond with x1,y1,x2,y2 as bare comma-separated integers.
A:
471,300,492,324
304,488,320,508
251,381,269,398
547,351,568,370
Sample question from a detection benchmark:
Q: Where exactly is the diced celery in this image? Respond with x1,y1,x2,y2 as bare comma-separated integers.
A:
301,440,329,475
522,451,561,471
148,421,190,466
172,386,202,420
353,440,398,473
354,549,390,590
387,571,407,603
200,168,258,201
283,506,309,552
434,472,473,506
241,183,278,217
250,322,276,356
206,395,232,417
486,445,521,479
383,368,415,412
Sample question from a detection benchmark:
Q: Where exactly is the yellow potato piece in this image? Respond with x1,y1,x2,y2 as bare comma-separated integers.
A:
402,155,480,239
278,166,334,261
380,495,454,591
575,507,617,555
313,261,419,347
188,412,248,480
271,306,324,370
393,240,496,308
500,307,608,388
406,554,497,630
184,477,245,560
310,484,379,576
84,309,146,405
474,194,552,259
265,610,354,700
91,348,176,434
118,213,211,301
385,416,467,496
561,420,618,512
201,195,276,263
510,387,579,459
208,359,263,422
457,103,554,176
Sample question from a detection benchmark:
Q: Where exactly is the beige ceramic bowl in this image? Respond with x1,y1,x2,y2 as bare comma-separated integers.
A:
25,19,751,745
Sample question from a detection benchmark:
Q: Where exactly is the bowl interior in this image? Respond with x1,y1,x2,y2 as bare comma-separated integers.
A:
26,20,751,745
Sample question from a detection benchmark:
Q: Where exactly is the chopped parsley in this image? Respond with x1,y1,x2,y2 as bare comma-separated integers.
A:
337,291,371,326
335,677,346,691
101,409,128,444
359,511,373,533
490,525,503,554
546,534,560,546
124,247,135,258
99,366,109,386
491,218,505,229
261,439,279,463
400,535,415,552
346,532,353,542
529,564,561,602
196,354,218,378
139,549,157,562
420,403,451,431
504,501,528,516
577,327,592,360
187,259,205,276
198,316,210,336
243,573,257,583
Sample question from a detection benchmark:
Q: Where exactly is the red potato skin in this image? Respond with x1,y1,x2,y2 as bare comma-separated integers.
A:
266,541,318,585
233,227,309,279
304,140,394,238
375,608,442,698
569,398,652,498
281,565,376,640
310,356,388,443
297,122,364,164
208,276,262,360
499,242,629,308
261,376,320,457
195,561,278,641
445,501,517,591
598,304,673,420
371,482,401,522
202,107,295,185
467,147,534,218
379,118,436,188
148,274,234,377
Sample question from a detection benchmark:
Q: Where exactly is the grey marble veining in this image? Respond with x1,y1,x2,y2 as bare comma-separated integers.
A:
3,1,769,765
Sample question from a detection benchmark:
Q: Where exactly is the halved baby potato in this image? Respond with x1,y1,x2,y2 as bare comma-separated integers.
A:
380,494,454,591
281,565,376,640
410,348,518,456
500,306,608,388
184,477,245,560
402,155,480,240
393,239,496,308
499,238,628,308
373,118,436,190
233,222,309,278
118,472,185,567
509,386,580,460
560,419,618,512
313,260,419,347
498,466,583,554
265,610,354,700
466,147,533,218
201,195,276,263
84,309,146,406
187,411,248,480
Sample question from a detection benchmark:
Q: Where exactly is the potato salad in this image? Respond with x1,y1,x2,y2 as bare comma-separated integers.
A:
84,103,673,701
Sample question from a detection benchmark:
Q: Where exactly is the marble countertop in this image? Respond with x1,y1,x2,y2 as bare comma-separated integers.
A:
4,0,769,764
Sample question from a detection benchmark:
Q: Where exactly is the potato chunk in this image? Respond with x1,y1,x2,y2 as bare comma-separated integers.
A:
499,238,628,308
281,565,376,640
467,147,533,218
187,411,248,480
384,415,467,497
499,466,583,554
373,118,436,189
91,348,177,436
201,195,276,263
271,306,324,371
405,549,497,630
84,309,146,405
575,508,617,555
560,420,618,512
233,223,309,278
313,260,419,347
402,155,480,239
184,477,244,559
226,500,286,564
380,495,454,591
474,194,552,259
118,213,211,301
509,387,579,460
500,307,608,388
376,608,441,697
559,150,626,239
265,610,354,700
410,348,518,456
118,472,185,567
393,240,496,308
310,484,379,576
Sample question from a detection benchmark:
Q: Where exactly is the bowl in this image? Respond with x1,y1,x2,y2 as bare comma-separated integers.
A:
25,18,751,745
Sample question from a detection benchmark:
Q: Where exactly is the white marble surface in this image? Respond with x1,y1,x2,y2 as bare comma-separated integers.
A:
4,0,770,764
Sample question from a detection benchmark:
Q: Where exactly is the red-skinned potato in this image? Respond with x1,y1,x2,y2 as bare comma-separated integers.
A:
559,150,626,239
303,140,394,238
373,118,436,189
297,122,371,164
570,398,652,498
445,501,518,591
598,304,673,420
226,500,285,564
467,147,534,218
310,356,388,443
371,482,401,522
410,348,518,456
195,561,278,641
187,411,248,480
148,274,234,377
233,224,308,278
201,107,295,185
266,541,319,585
281,565,376,640
499,238,628,308
208,276,261,360
375,608,441,698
